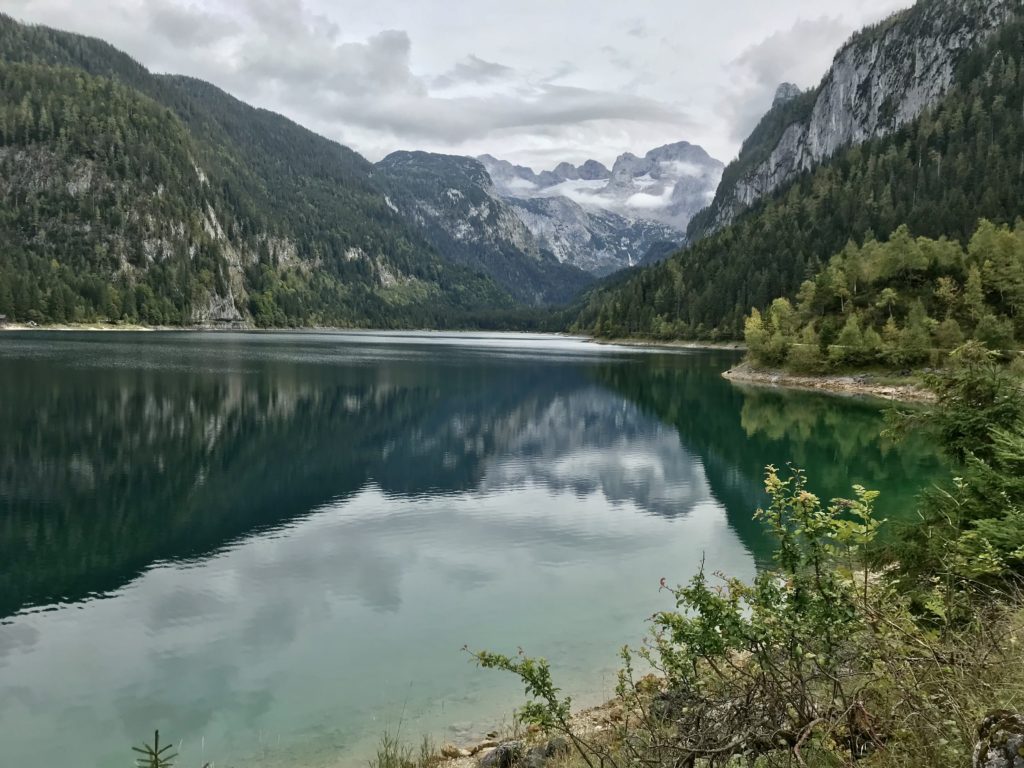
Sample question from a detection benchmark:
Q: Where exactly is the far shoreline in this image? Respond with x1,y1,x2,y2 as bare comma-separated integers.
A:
1,324,934,402
722,360,936,403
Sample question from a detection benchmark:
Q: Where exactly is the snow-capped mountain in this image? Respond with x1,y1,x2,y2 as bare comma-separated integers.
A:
480,141,724,233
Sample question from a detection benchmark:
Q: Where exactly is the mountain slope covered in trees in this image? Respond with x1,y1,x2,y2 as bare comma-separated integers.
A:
689,0,1016,239
744,219,1024,372
0,14,514,327
573,7,1024,341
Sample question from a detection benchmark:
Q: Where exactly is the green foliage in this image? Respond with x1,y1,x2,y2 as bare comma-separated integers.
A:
369,732,439,768
469,649,599,768
626,468,885,765
742,220,1024,371
471,650,574,735
0,14,514,328
478,463,1024,768
889,344,1024,597
574,18,1024,341
132,731,176,768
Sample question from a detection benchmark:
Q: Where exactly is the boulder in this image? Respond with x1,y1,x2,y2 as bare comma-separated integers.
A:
479,740,524,768
973,710,1024,768
471,740,499,755
523,745,547,768
544,736,571,758
441,744,471,759
522,736,572,768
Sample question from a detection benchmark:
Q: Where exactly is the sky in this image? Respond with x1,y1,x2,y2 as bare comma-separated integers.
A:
6,0,911,169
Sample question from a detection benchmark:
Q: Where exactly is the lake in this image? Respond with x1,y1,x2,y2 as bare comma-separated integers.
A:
0,331,944,767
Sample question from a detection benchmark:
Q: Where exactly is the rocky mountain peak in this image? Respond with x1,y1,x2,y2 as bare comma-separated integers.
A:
772,82,803,107
692,0,1019,239
551,162,580,181
481,139,723,236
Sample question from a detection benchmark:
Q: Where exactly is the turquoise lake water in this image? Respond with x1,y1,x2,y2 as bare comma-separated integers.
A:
0,331,945,767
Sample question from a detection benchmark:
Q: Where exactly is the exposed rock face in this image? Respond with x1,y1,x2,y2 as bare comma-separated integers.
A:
507,195,681,276
973,711,1024,768
482,142,722,233
373,151,593,304
476,141,720,274
578,159,611,180
699,0,1017,236
772,82,803,107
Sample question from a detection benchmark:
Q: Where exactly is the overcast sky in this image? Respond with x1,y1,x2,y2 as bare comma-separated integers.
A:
7,0,911,169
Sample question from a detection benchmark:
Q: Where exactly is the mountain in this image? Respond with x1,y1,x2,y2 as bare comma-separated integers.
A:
371,151,593,305
501,195,684,276
478,143,722,275
482,141,723,232
573,0,1024,340
689,0,1017,239
0,14,514,328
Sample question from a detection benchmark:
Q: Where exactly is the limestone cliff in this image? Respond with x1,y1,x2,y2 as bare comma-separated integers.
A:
692,0,1018,238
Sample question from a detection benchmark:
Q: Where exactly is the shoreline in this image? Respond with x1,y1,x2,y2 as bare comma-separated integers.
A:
434,696,624,768
587,336,745,351
722,361,935,403
1,324,930,403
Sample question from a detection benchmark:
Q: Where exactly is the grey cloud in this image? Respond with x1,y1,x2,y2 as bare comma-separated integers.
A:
733,15,849,88
302,82,687,144
626,20,648,39
234,28,424,99
601,45,635,71
5,0,915,166
433,54,514,88
145,0,240,47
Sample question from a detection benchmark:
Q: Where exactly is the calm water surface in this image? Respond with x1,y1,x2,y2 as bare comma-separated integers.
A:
0,331,944,767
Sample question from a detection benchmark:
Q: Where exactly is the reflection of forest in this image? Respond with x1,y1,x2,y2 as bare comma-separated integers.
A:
0,340,945,619
589,352,947,563
0,343,711,617
0,353,573,615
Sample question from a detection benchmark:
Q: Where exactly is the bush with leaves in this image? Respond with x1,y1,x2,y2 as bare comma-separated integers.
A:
888,343,1024,610
475,463,1024,768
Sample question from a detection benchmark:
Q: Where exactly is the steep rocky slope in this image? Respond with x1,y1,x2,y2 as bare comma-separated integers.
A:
477,142,721,275
372,152,593,305
482,142,722,233
573,2,1024,340
505,196,682,276
690,0,1018,239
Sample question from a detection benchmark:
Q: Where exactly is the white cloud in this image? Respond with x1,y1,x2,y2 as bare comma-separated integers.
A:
5,0,914,167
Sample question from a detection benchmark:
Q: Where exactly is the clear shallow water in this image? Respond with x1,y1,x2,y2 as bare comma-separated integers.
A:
0,331,944,767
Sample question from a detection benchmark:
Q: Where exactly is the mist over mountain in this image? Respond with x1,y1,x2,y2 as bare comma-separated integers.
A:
481,141,723,233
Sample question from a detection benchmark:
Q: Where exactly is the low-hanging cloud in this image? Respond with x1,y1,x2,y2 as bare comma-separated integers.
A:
433,54,515,88
719,15,852,143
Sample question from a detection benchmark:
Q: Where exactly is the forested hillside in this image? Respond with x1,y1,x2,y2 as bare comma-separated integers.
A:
573,12,1024,341
745,219,1024,372
0,14,512,327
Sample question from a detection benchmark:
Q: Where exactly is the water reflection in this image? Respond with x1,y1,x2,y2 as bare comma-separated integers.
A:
0,332,944,768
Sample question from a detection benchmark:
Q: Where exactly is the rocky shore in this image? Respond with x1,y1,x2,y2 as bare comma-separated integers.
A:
435,698,625,768
588,337,745,352
723,361,935,403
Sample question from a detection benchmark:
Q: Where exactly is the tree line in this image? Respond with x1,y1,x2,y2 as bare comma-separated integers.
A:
573,19,1024,342
744,219,1024,371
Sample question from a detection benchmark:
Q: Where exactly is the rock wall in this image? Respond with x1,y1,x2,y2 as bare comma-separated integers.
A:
705,0,1017,234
